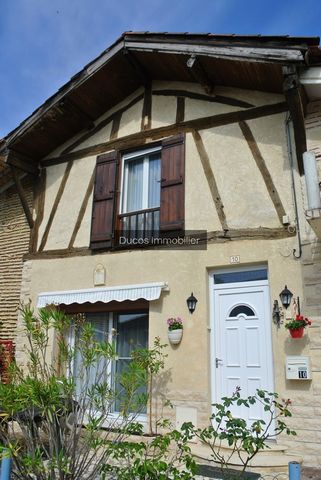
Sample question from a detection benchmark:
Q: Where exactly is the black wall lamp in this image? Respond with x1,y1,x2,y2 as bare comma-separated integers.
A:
273,285,296,328
187,292,198,314
279,285,293,310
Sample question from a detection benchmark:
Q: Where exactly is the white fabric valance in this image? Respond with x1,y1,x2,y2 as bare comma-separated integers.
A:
37,282,168,308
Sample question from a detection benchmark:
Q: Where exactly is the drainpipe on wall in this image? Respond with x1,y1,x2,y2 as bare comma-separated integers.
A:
285,115,302,259
303,151,321,211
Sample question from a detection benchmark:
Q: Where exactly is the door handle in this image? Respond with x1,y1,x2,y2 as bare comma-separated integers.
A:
215,358,223,368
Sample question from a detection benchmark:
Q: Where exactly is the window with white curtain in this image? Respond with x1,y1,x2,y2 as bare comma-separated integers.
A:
73,311,148,415
120,147,161,235
121,148,161,211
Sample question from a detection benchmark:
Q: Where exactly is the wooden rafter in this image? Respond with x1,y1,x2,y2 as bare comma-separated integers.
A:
123,48,150,86
186,55,214,94
6,149,39,176
59,98,95,130
43,101,288,167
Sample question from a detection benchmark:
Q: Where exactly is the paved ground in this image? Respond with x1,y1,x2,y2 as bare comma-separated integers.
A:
302,467,321,480
193,465,321,480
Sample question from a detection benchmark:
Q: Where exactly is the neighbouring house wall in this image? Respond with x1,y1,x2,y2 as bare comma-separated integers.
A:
16,81,321,465
0,177,33,340
286,100,321,465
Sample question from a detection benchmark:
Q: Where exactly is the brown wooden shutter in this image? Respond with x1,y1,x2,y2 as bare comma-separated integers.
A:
160,134,185,232
90,151,118,249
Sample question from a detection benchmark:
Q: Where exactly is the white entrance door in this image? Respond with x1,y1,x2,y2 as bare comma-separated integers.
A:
211,277,274,425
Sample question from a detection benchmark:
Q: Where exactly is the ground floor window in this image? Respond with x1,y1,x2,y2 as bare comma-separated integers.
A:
72,310,148,415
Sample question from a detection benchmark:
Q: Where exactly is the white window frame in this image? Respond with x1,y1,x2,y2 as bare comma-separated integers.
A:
120,146,161,214
68,311,148,428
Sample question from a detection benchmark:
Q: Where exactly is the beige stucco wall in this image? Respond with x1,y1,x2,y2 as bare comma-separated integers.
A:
16,82,321,466
19,238,304,429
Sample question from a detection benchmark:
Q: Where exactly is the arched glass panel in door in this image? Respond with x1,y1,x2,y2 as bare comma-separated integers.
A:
229,305,256,318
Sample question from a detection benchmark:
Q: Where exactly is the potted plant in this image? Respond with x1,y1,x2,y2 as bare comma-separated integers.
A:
285,314,312,338
167,317,183,344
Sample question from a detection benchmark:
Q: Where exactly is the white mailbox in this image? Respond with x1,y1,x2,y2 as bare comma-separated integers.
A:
286,356,311,380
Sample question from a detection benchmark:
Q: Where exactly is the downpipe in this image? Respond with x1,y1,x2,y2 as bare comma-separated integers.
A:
285,115,302,259
289,461,301,480
0,451,11,480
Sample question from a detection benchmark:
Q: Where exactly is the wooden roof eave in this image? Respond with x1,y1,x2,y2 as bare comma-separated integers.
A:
3,37,310,151
1,34,316,169
123,39,306,64
2,40,125,148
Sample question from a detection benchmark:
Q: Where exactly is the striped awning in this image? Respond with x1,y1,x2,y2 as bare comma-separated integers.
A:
37,282,168,308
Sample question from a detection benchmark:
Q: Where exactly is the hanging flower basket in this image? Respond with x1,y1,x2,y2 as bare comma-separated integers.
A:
289,327,305,339
167,317,183,345
285,314,311,339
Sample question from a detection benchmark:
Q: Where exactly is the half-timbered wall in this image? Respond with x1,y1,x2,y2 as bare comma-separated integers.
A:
32,82,294,252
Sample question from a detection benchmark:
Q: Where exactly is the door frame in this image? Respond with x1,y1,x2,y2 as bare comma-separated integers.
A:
209,266,275,413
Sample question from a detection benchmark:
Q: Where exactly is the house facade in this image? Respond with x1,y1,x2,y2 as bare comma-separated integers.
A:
1,33,321,467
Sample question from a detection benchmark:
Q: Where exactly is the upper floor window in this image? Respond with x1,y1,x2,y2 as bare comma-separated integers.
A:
120,147,161,236
121,147,161,214
90,134,185,250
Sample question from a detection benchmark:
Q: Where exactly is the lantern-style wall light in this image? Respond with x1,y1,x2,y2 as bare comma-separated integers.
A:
273,285,294,328
279,285,293,310
187,292,198,314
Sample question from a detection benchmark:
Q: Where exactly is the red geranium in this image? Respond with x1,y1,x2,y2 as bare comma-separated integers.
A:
285,314,312,330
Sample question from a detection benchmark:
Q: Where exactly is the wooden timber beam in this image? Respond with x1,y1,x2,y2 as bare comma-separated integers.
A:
283,66,307,175
29,168,46,253
43,101,288,167
61,88,251,157
176,97,185,123
239,120,287,224
141,84,152,130
192,129,228,230
125,41,305,64
10,165,34,228
61,92,144,155
38,160,74,251
123,48,150,86
186,55,214,94
5,149,39,176
153,89,254,108
68,170,95,249
23,226,296,260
